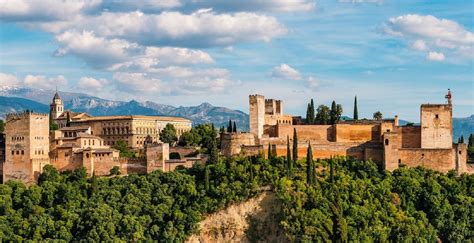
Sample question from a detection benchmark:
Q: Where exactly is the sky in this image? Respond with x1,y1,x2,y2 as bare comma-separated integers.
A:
0,0,473,122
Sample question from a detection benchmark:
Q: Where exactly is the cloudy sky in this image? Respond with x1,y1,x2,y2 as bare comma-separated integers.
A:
0,0,473,121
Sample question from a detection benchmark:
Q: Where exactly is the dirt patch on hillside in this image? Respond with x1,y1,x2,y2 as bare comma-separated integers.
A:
187,191,288,243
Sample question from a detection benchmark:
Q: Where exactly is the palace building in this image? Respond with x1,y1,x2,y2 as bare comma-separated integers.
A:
221,91,472,175
0,93,198,184
50,92,192,149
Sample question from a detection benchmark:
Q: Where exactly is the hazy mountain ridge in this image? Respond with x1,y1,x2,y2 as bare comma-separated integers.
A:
0,86,249,130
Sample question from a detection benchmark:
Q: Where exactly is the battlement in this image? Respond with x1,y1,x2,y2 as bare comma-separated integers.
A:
6,110,49,121
249,94,265,99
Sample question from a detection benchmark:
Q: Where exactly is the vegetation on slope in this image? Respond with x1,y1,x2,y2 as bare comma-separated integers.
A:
0,153,472,241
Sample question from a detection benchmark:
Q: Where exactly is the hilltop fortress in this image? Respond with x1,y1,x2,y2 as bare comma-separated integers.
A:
221,93,472,175
0,92,194,184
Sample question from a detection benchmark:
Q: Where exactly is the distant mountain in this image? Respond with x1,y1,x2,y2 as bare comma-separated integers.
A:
0,96,49,115
0,86,249,130
453,115,474,141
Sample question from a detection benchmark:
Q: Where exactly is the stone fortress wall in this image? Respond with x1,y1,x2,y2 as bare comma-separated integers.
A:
221,93,472,175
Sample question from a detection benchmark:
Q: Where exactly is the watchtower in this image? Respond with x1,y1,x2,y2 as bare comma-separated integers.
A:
3,111,50,184
249,94,265,139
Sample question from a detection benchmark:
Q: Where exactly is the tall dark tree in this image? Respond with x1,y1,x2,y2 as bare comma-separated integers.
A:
292,128,298,165
204,166,210,192
459,135,464,144
469,134,473,148
306,143,314,185
330,101,338,125
227,120,232,133
207,130,219,164
268,144,272,160
306,103,312,124
286,136,291,176
353,96,359,120
310,99,315,123
232,121,237,133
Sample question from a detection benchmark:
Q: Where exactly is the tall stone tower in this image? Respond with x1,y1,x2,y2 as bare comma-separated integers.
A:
420,104,452,149
249,94,265,139
3,111,50,184
50,92,64,120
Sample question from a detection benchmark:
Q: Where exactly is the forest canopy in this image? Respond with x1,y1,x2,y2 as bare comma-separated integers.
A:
0,154,472,241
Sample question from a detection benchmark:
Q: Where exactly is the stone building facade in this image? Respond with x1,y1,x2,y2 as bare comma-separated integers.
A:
222,93,472,175
50,92,192,150
0,93,199,184
3,111,50,183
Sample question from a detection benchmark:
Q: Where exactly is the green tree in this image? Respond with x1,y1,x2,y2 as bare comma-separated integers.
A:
373,111,383,120
353,96,358,120
315,105,330,125
458,135,464,144
207,134,219,164
292,128,298,166
330,101,343,125
267,144,272,160
109,166,121,176
204,166,210,192
286,136,291,176
159,123,178,145
232,121,237,133
306,143,314,185
0,119,4,133
178,130,200,146
114,140,135,158
227,120,232,133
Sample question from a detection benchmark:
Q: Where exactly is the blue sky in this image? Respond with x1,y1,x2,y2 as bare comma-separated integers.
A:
0,0,473,122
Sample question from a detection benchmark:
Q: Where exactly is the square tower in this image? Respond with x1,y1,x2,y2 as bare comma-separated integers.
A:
420,104,452,149
4,111,50,184
249,95,265,139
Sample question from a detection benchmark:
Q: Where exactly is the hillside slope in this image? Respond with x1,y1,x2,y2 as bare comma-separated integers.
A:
187,191,287,243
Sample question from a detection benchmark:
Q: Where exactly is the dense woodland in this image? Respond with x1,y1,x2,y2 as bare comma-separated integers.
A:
0,154,472,241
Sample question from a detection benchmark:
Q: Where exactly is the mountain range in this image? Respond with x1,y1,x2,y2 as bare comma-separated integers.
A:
0,86,472,140
0,86,249,130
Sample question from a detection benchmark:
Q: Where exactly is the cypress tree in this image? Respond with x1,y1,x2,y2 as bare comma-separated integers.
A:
310,99,315,122
353,96,358,120
249,160,254,182
460,135,464,144
268,144,272,160
204,166,210,192
329,157,335,183
227,120,232,133
272,145,277,158
208,135,218,164
306,143,313,185
292,128,298,165
330,100,337,125
286,136,291,176
233,121,237,133
469,134,473,148
306,103,312,124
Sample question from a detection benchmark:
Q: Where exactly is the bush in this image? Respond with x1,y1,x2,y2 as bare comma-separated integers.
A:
170,152,181,159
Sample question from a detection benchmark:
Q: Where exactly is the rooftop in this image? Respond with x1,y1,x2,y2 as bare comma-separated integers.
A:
74,115,191,123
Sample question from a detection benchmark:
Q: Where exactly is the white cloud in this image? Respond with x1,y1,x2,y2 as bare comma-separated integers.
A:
0,73,20,86
187,0,316,12
23,74,68,90
112,72,163,93
38,10,287,48
383,14,474,59
411,39,427,51
307,76,320,91
426,52,445,62
77,77,108,91
0,0,100,21
271,64,301,80
55,30,214,70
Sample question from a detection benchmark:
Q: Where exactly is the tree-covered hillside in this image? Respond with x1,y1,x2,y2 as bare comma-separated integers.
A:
0,155,472,241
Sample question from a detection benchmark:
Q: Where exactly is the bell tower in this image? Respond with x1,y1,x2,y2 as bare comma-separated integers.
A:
50,91,64,119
